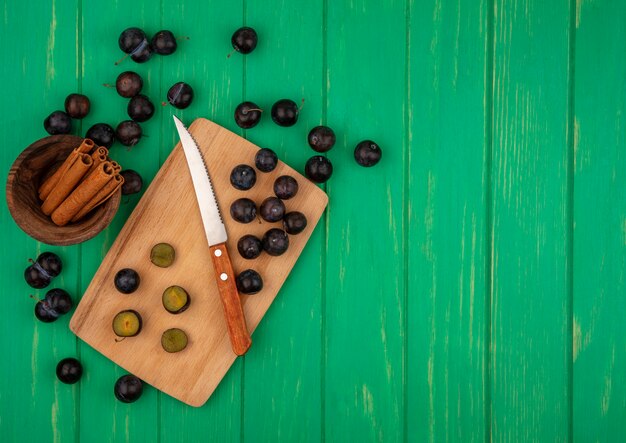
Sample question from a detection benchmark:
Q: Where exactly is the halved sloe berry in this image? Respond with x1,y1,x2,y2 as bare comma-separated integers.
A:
230,164,256,190
254,148,278,173
114,268,140,294
259,197,285,223
354,140,382,167
112,310,142,337
161,328,188,353
273,175,298,200
237,235,262,260
283,211,307,235
230,198,257,223
162,286,190,314
262,228,289,256
236,269,263,294
44,111,72,135
305,155,333,183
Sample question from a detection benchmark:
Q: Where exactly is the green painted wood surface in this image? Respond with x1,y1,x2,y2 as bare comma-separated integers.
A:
1,0,625,442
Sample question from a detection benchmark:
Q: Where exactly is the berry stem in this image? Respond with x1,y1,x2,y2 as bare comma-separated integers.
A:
102,83,114,88
298,98,306,111
114,53,129,66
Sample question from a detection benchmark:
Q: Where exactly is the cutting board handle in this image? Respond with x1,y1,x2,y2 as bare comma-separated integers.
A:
209,242,252,355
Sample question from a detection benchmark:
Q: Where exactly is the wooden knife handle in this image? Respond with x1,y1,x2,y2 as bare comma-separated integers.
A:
209,242,252,356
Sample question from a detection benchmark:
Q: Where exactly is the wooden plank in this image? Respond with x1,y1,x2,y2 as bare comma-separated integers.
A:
241,0,325,441
490,0,572,440
157,1,245,440
407,0,489,441
0,0,80,442
572,0,626,440
77,5,161,442
324,1,406,441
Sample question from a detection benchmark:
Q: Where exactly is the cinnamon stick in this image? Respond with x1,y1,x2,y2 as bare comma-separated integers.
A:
38,139,95,200
41,153,93,215
51,161,115,226
87,147,109,174
71,173,124,222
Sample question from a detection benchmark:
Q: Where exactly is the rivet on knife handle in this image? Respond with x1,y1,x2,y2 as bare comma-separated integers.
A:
209,242,252,355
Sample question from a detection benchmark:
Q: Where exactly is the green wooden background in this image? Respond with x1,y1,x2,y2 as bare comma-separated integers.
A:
1,0,624,441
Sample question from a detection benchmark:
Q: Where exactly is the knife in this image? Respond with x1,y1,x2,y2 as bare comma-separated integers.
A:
173,116,252,356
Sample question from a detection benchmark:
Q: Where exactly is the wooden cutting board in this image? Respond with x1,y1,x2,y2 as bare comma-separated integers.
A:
70,118,328,407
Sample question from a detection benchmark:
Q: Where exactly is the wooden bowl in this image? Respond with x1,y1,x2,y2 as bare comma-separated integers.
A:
6,135,121,246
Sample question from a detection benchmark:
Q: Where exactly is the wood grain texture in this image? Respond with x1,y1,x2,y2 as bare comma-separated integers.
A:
407,0,489,441
491,0,572,440
573,0,626,440
70,118,328,407
209,242,252,356
325,1,406,441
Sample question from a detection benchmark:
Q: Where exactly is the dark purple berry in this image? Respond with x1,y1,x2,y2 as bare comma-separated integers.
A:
47,288,73,314
230,164,256,190
271,99,299,127
56,358,83,384
114,268,140,294
273,175,298,200
115,121,142,147
37,252,63,277
259,197,285,223
231,27,258,54
354,140,382,167
234,102,262,129
64,94,90,119
118,27,147,53
254,148,278,172
24,252,62,289
167,82,193,109
230,198,257,223
305,156,333,183
120,170,143,195
262,228,289,256
86,123,115,148
114,375,143,403
115,71,143,98
151,30,177,55
235,269,263,294
307,126,336,152
44,111,72,135
34,300,58,322
130,41,153,63
283,211,307,235
237,235,262,259
127,94,154,122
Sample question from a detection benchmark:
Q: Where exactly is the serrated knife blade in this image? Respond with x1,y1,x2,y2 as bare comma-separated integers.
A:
173,116,227,246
